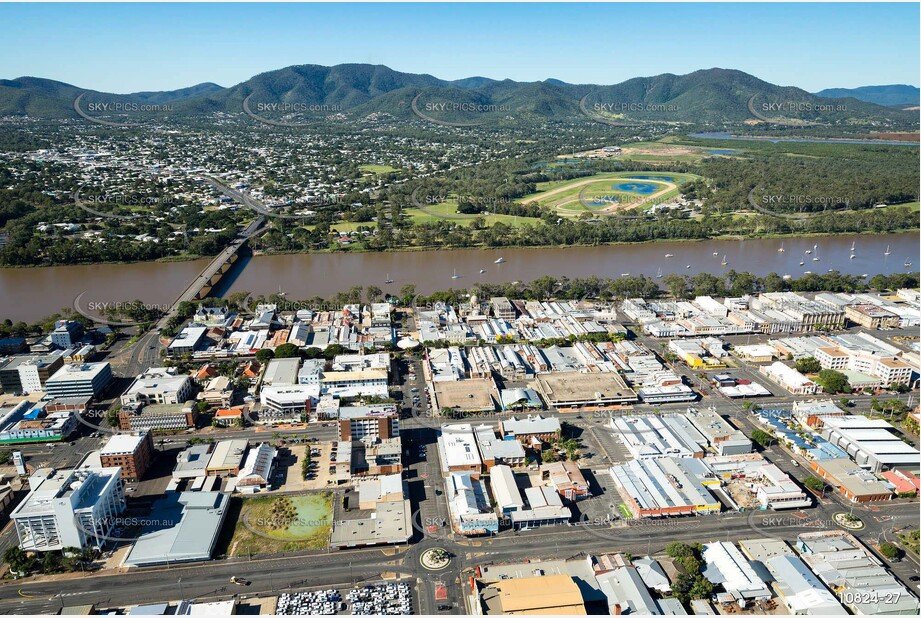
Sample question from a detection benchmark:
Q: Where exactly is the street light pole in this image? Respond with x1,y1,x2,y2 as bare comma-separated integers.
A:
178,577,184,601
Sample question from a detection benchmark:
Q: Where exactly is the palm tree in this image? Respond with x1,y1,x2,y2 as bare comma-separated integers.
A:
4,547,32,576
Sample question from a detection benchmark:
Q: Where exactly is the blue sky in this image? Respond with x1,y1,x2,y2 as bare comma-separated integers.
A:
2,3,917,92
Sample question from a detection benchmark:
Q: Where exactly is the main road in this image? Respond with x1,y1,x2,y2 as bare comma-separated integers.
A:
1,497,917,614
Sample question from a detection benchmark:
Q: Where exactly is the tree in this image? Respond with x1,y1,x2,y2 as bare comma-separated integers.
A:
255,348,275,363
4,547,34,576
663,274,690,299
689,575,714,600
879,542,902,561
274,343,301,359
560,438,580,461
366,285,383,303
803,476,826,493
666,542,694,559
816,369,851,394
794,357,821,374
541,449,560,463
0,450,11,465
750,429,774,448
40,551,61,574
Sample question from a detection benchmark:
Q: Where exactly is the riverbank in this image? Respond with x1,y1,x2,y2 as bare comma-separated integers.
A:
256,223,921,258
1,232,917,323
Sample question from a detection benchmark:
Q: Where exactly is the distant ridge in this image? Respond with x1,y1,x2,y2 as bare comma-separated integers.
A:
815,84,920,107
0,64,915,126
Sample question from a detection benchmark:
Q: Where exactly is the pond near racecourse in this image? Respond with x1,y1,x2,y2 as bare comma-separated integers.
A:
626,174,685,183
612,182,659,194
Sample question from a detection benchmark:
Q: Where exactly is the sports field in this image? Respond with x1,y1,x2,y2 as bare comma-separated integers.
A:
402,198,541,227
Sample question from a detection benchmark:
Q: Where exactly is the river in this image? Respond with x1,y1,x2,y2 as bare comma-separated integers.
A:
0,232,917,322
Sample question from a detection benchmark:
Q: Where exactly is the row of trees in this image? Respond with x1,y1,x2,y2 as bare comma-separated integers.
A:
665,542,714,605
4,546,97,577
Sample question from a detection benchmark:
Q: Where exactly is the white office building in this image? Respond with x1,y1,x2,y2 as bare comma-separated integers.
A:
259,384,320,419
11,466,125,551
320,369,388,399
44,362,113,399
120,367,194,407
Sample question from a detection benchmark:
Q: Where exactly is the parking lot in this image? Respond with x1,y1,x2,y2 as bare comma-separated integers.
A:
274,443,330,492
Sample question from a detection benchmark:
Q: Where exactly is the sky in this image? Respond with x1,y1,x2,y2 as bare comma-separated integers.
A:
1,3,918,93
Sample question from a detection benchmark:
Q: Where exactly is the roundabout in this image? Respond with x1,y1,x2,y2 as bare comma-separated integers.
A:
419,547,452,571
833,512,865,530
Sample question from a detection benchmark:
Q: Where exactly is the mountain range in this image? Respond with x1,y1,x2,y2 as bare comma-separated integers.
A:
1,64,917,126
814,84,919,107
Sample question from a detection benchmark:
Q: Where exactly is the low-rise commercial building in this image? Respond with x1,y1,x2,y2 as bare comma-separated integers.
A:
329,498,412,549
732,344,777,363
438,424,483,476
198,375,234,408
167,326,208,355
0,400,77,444
356,473,404,510
540,460,590,501
797,531,919,615
262,357,301,386
259,384,318,421
610,415,704,460
498,387,543,412
431,378,498,414
808,458,892,502
477,573,587,615
595,564,664,615
447,472,498,535
610,457,720,518
475,425,526,470
531,372,637,411
765,554,845,615
499,414,561,448
172,443,213,481
759,362,821,395
348,438,403,477
118,403,197,432
124,491,229,566
235,443,276,492
820,416,921,472
791,399,848,428
702,542,772,601
686,407,751,456
320,369,388,399
206,439,248,476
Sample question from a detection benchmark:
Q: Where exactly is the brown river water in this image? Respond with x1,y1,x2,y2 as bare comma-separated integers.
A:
0,232,917,322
